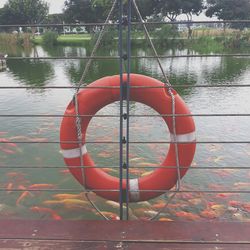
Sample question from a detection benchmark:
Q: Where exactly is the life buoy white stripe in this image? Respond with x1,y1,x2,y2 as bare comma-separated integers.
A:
170,131,196,143
61,145,87,159
129,178,140,202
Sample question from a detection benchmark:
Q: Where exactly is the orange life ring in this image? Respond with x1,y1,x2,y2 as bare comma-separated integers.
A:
60,74,196,202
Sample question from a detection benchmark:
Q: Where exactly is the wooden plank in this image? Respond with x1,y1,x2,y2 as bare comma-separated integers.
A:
1,240,250,250
0,220,250,249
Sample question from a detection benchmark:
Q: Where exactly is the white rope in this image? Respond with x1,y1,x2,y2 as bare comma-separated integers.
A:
74,0,118,221
76,0,118,91
132,0,182,220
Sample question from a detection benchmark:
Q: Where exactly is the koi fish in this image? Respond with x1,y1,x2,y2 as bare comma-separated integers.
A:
53,193,84,200
152,203,166,209
28,138,49,142
239,202,250,212
130,157,145,162
144,210,159,217
1,148,15,154
200,209,217,219
30,206,62,220
105,200,120,208
234,182,250,188
43,200,64,205
159,218,174,222
98,152,112,158
228,200,242,207
0,138,9,142
210,204,226,216
6,142,18,148
188,198,203,206
141,171,153,177
97,211,119,220
232,212,250,222
175,211,200,221
6,172,24,178
9,136,29,140
59,169,70,174
18,185,26,190
44,199,88,207
62,199,88,207
129,168,145,175
227,206,238,212
214,156,224,163
6,183,13,194
16,191,32,206
136,162,158,167
137,201,152,208
29,184,56,190
216,193,237,199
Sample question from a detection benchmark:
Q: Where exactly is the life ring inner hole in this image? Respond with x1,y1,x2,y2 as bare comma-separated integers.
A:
86,101,170,178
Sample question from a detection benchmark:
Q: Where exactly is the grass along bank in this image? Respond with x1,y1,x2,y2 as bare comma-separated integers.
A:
2,28,250,53
33,34,92,46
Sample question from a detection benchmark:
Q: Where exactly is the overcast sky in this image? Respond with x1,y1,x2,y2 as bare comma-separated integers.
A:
0,0,65,13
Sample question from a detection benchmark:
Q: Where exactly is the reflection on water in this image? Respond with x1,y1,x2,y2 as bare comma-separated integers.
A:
7,59,54,86
0,43,250,221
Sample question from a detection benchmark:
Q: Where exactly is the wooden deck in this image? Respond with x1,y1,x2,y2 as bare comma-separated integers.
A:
0,220,250,249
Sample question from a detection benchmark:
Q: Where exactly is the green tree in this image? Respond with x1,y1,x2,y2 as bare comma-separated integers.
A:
206,0,250,21
153,0,182,21
181,0,204,38
1,0,49,25
93,0,156,20
64,0,107,23
150,0,204,21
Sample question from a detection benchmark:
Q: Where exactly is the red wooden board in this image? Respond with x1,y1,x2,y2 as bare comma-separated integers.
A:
0,220,250,249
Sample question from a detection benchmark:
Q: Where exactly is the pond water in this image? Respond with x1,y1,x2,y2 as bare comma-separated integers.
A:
0,42,250,222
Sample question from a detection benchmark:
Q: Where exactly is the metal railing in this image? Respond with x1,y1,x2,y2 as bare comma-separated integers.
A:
0,0,250,226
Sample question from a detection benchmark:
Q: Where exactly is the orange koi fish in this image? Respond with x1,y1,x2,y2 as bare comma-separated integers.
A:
18,185,26,190
216,193,237,199
152,203,166,209
59,169,70,174
44,199,88,207
30,206,62,220
200,209,217,219
159,218,174,222
0,138,9,142
9,136,29,140
53,193,84,200
28,138,49,142
234,182,250,188
6,142,18,148
16,191,32,205
175,211,200,221
29,184,56,190
1,148,15,154
98,211,119,220
136,162,158,167
6,172,24,178
6,183,13,194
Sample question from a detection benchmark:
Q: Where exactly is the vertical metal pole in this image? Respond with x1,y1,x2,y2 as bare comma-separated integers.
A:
118,0,124,221
125,0,132,221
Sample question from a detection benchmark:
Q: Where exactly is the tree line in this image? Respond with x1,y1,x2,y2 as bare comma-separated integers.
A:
0,0,250,27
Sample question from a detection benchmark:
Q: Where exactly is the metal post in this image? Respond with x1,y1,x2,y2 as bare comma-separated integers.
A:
118,0,124,220
125,0,132,220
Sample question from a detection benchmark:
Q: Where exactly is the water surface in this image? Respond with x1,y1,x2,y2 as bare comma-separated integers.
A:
0,43,250,221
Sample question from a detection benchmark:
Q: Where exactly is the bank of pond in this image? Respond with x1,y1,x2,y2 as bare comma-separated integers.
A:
1,27,250,53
